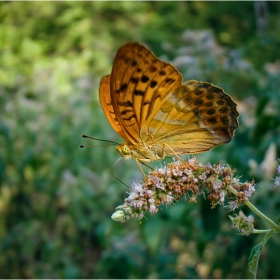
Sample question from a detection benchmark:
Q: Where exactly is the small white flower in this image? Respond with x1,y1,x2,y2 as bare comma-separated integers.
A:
248,183,255,192
157,166,169,175
156,182,166,190
166,195,174,204
246,215,254,223
245,183,255,197
184,169,193,175
138,213,144,220
213,180,222,189
150,205,158,214
188,157,196,164
150,175,160,185
126,193,139,201
199,173,207,180
131,182,144,193
232,177,240,184
214,164,222,173
146,190,153,196
225,201,239,212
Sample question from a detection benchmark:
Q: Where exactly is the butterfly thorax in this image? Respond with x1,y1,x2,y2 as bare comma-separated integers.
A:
116,143,163,162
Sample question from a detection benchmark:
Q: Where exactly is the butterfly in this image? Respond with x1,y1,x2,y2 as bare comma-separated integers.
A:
99,42,238,172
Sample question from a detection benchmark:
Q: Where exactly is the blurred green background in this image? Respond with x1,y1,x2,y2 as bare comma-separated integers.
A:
1,1,280,278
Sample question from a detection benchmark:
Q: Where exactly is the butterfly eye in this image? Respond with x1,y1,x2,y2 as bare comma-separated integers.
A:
122,145,131,156
116,144,132,159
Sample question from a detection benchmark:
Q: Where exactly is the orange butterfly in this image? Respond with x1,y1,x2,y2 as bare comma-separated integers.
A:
99,42,238,172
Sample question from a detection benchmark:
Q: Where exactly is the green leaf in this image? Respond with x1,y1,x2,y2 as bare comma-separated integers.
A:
248,230,275,279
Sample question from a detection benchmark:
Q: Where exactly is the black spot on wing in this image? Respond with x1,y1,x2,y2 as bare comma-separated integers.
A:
154,94,161,101
131,60,137,67
207,117,217,124
220,116,229,126
122,101,133,107
205,102,213,107
194,89,203,96
141,75,149,83
200,83,211,89
194,99,203,106
165,78,175,84
206,93,214,100
193,108,201,118
219,107,228,114
131,77,138,84
150,81,157,88
207,108,216,115
217,99,225,105
184,96,192,102
149,66,157,72
134,90,145,96
120,84,127,92
123,115,136,121
121,109,133,115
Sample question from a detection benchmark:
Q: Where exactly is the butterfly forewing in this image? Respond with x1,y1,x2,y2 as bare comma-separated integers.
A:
99,75,129,141
110,42,182,144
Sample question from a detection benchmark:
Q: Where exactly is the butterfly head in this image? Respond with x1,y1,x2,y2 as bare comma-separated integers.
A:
116,143,132,159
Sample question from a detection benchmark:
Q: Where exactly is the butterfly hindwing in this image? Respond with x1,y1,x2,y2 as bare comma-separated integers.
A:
142,80,239,154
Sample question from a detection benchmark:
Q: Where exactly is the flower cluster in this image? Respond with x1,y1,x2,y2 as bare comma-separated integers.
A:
111,157,256,222
229,210,255,236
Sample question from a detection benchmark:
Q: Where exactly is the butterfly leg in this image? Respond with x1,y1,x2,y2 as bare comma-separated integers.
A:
147,131,183,162
135,159,147,181
162,144,195,169
162,143,185,163
147,129,156,144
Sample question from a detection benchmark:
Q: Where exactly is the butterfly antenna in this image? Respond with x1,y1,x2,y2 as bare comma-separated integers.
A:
110,170,130,188
80,144,116,148
110,157,130,188
82,134,120,145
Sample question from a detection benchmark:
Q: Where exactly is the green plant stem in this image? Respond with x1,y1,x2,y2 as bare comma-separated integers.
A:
252,229,276,234
227,185,279,231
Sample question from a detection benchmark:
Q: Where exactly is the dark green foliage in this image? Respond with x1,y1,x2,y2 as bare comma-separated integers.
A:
0,2,279,278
